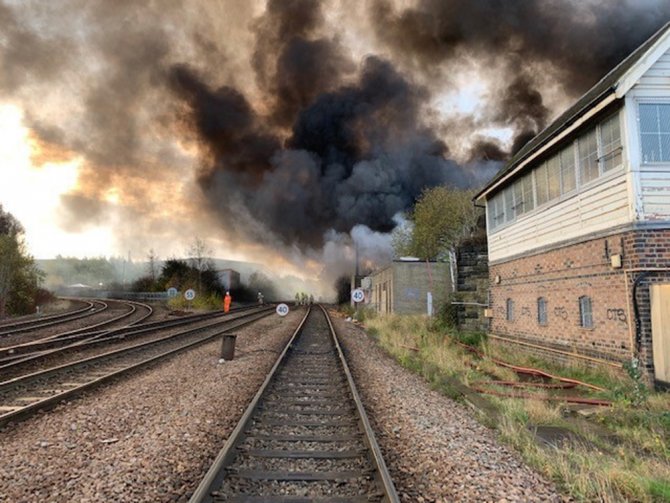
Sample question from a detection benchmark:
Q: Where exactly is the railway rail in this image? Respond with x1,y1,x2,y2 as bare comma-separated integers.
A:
0,305,255,370
0,305,274,428
0,299,106,337
0,299,153,348
190,305,399,502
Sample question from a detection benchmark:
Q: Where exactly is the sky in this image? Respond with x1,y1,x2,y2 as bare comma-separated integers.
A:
1,0,669,295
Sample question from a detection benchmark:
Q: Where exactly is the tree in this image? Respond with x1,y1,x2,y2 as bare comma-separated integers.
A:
396,187,481,261
0,205,43,317
146,248,159,282
187,237,212,293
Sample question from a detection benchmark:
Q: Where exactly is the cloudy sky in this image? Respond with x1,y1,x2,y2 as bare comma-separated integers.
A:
1,0,669,291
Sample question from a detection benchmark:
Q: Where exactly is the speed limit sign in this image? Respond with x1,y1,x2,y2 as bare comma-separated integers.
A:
184,289,196,301
351,288,365,303
276,303,289,317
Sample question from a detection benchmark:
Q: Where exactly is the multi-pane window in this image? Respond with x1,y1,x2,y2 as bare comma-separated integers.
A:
578,128,599,184
560,145,576,193
640,103,670,163
513,172,534,216
600,113,622,171
579,296,593,328
503,186,515,223
546,155,561,200
535,162,549,206
487,112,622,232
537,297,548,325
506,298,514,321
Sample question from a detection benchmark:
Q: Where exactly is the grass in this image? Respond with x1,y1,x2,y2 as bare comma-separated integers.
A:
362,312,670,503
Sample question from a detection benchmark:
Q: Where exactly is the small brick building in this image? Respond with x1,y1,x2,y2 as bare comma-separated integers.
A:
475,24,670,385
365,260,450,316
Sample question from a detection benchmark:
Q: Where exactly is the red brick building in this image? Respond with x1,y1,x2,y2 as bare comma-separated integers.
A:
475,24,670,385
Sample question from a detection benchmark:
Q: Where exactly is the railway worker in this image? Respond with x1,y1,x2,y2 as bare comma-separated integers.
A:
309,294,314,305
257,291,264,305
223,291,232,313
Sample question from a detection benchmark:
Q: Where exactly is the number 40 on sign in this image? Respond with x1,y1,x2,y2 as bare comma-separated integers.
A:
351,288,365,303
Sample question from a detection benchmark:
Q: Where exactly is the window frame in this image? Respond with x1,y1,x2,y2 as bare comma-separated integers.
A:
638,101,670,165
579,296,593,328
537,297,548,326
486,109,624,234
506,298,515,322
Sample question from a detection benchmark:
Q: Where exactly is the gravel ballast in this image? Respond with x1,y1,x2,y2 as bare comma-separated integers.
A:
331,312,566,503
0,308,305,502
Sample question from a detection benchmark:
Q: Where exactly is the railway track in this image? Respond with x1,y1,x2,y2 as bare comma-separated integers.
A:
0,299,153,350
0,305,255,369
190,305,398,502
0,305,274,428
0,299,105,337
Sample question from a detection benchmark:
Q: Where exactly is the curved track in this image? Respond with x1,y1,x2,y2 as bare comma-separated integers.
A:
0,300,104,337
190,305,399,503
0,306,274,427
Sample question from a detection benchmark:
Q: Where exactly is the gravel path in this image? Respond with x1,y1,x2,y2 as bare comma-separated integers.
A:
0,308,305,503
331,311,565,503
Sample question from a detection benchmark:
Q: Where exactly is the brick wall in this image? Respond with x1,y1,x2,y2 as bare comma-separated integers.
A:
489,228,670,376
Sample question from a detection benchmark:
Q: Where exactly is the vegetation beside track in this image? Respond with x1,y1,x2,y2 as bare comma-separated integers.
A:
360,312,670,502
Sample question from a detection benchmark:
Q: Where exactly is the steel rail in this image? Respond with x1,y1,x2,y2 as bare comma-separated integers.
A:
0,300,109,337
0,309,267,384
0,299,95,330
0,307,274,428
188,306,399,503
0,305,258,366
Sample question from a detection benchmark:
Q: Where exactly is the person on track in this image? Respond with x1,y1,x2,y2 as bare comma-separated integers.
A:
257,291,264,305
223,291,232,313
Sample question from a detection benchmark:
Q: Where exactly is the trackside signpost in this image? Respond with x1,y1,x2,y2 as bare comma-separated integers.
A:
167,287,178,298
276,303,289,317
351,288,365,318
184,288,196,310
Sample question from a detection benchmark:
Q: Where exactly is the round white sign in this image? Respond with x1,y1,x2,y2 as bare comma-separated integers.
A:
276,303,289,317
167,287,178,298
184,289,196,301
351,288,365,303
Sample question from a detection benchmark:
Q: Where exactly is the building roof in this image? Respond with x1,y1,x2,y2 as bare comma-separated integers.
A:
474,21,670,201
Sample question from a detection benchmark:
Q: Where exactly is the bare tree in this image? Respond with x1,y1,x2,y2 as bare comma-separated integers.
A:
187,237,212,293
146,248,159,282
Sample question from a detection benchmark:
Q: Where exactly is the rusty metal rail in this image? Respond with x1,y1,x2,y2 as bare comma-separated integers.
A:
189,305,399,502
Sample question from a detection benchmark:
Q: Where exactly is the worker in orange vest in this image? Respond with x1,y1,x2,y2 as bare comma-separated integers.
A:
223,291,232,313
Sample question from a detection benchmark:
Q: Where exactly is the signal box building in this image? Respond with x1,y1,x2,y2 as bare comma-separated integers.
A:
475,23,670,385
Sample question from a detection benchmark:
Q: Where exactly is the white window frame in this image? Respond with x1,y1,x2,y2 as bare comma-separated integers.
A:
637,100,670,165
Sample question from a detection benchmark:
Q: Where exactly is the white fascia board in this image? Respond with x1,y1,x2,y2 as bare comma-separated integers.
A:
616,28,670,98
477,93,617,202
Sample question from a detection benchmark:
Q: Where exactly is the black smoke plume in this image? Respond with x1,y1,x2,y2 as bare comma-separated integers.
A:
1,0,669,266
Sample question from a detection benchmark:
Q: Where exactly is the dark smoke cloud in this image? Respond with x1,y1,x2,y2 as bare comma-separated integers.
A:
172,55,474,248
370,0,670,150
2,0,670,283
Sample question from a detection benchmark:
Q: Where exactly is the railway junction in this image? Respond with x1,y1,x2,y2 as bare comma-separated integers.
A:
0,298,562,502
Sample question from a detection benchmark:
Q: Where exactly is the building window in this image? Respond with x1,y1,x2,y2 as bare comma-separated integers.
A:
506,298,514,321
537,297,548,325
513,172,534,216
560,144,576,193
579,296,593,328
486,110,621,232
578,128,599,184
640,103,670,163
600,113,622,171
